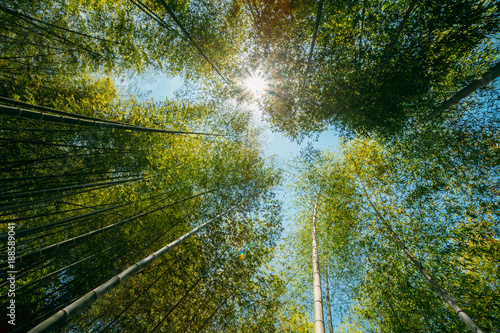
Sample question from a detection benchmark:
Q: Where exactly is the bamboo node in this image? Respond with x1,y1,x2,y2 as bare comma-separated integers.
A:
61,309,70,321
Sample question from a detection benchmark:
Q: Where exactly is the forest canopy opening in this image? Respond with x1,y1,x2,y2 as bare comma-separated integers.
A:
244,71,268,98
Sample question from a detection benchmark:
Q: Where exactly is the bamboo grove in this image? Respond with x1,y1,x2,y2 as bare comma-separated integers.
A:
0,90,287,332
286,111,500,332
1,0,500,332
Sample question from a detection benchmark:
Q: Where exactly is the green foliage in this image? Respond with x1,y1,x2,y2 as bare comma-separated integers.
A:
286,133,499,332
0,85,285,331
257,0,500,139
1,1,499,332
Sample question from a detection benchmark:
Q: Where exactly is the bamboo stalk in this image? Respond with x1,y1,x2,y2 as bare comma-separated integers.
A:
99,254,196,332
129,0,176,33
0,204,126,240
0,5,117,44
0,177,142,201
0,96,125,125
27,204,238,333
195,287,238,333
1,170,135,182
0,104,229,136
1,188,220,268
360,183,484,333
0,187,173,240
150,273,206,332
325,266,334,333
380,0,417,65
303,0,324,80
0,136,124,150
2,8,102,59
312,195,325,333
423,62,500,122
6,244,120,296
0,184,114,213
156,0,231,85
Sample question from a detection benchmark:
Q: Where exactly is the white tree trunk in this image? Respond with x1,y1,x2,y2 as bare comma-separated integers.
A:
312,196,325,333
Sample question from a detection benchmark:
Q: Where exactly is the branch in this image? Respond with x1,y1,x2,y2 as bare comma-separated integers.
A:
156,0,231,85
380,0,417,65
302,0,324,89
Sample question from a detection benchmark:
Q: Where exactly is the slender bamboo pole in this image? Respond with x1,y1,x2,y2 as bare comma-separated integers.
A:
0,152,71,171
380,0,417,65
0,176,142,201
325,266,334,333
360,184,484,333
195,287,238,333
99,244,222,333
312,195,325,333
0,5,117,43
13,222,171,310
0,170,136,184
423,62,500,121
1,200,187,293
0,104,229,136
0,205,104,225
1,8,102,59
27,204,238,333
150,274,205,332
2,204,126,241
156,0,231,85
303,0,324,79
0,186,176,240
0,96,125,125
0,136,125,150
0,188,220,269
0,184,114,214
129,0,176,33
4,244,119,297
96,255,179,332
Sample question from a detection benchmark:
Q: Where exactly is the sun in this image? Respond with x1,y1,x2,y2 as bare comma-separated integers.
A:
244,72,268,98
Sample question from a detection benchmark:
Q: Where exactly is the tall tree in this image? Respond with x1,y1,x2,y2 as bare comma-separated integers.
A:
287,136,499,331
311,195,325,333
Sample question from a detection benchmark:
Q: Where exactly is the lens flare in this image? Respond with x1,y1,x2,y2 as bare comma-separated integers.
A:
244,73,267,97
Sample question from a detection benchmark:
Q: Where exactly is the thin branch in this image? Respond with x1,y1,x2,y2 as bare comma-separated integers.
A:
380,0,418,65
156,0,231,85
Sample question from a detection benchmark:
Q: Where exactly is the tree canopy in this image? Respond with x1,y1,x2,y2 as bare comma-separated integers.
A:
0,0,499,332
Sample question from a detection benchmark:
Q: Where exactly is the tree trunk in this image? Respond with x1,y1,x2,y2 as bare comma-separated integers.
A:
312,195,325,333
325,266,334,333
26,205,238,333
423,62,500,122
360,184,484,333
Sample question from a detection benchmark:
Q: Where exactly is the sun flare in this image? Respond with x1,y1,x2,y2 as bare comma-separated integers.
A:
244,73,268,97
